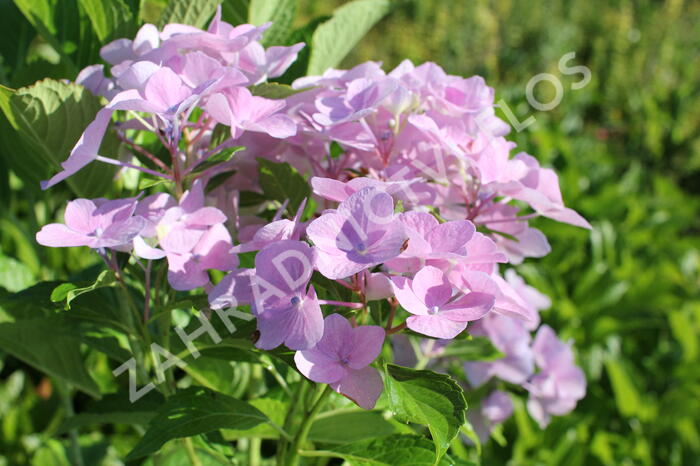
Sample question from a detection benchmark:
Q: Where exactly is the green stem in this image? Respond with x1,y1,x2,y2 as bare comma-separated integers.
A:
277,381,309,464
285,385,332,466
55,381,83,466
183,437,203,466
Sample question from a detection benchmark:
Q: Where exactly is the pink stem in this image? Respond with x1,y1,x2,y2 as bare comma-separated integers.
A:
317,300,363,309
96,156,173,180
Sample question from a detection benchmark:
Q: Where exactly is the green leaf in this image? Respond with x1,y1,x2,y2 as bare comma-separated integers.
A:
605,358,642,418
385,364,467,461
220,0,249,26
0,253,35,292
307,0,391,75
57,390,164,434
157,0,220,28
0,314,100,397
0,80,115,197
249,82,311,99
328,434,459,465
125,387,270,460
189,146,244,175
257,157,310,215
248,0,296,45
309,411,398,444
440,337,504,361
50,270,117,310
78,0,134,42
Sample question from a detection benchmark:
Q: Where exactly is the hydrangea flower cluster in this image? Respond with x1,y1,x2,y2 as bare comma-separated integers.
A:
36,8,587,433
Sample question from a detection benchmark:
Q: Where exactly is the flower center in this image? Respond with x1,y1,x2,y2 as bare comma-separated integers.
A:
355,242,367,254
340,357,349,365
290,296,301,306
428,306,440,315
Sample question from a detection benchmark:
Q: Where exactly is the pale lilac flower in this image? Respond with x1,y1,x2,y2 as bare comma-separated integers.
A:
295,313,385,409
468,390,514,443
166,224,237,291
306,187,407,279
206,87,296,139
251,240,323,350
391,266,494,339
526,325,586,427
36,198,144,250
464,313,534,386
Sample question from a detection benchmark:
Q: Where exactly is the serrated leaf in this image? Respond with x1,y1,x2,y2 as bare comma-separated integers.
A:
257,157,310,215
0,80,115,196
385,364,467,461
329,434,459,466
78,0,134,42
0,314,100,397
248,0,296,45
309,411,398,445
157,0,220,28
249,82,311,99
307,0,391,75
125,387,270,460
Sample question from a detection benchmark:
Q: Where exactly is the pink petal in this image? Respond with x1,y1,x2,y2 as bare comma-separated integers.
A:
348,325,385,369
406,314,468,339
330,366,383,410
294,349,345,384
36,224,89,248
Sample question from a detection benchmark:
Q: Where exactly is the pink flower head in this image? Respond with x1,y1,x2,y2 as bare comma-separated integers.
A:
391,266,494,339
306,187,408,279
295,313,385,409
526,325,586,427
155,181,227,255
251,240,323,351
36,198,144,250
206,87,296,139
464,313,534,387
386,211,477,273
166,223,237,291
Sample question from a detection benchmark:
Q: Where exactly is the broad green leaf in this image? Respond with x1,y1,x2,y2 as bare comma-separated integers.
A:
0,253,35,292
125,387,270,460
0,80,115,197
385,364,467,461
0,314,100,397
222,398,287,439
441,337,504,361
309,410,398,444
50,270,117,310
157,0,220,29
329,434,458,466
57,391,164,433
248,0,296,46
307,0,391,75
78,0,134,42
257,158,310,215
220,0,249,26
249,82,311,99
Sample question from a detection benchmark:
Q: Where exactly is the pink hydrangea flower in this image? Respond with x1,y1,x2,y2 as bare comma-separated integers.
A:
306,187,407,279
391,266,494,339
36,198,145,250
295,313,385,409
526,325,586,427
251,240,323,350
468,390,514,442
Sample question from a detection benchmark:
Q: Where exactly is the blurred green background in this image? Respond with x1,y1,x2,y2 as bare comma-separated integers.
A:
1,0,699,465
304,0,700,464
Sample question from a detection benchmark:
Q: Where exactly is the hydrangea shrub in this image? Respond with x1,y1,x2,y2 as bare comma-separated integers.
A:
6,3,589,464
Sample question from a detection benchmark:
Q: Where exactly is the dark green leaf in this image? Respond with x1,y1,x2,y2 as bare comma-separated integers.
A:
189,146,244,175
249,82,311,99
78,0,134,42
257,157,310,215
125,387,270,460
385,364,467,461
57,391,164,433
329,434,459,465
50,270,117,310
309,411,398,444
441,337,504,361
0,314,100,397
